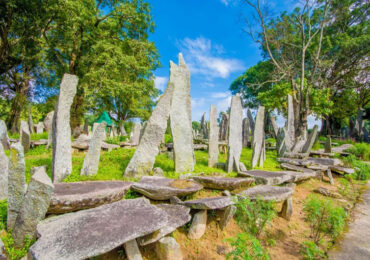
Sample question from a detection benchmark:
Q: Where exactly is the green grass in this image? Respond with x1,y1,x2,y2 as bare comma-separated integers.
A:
30,132,48,141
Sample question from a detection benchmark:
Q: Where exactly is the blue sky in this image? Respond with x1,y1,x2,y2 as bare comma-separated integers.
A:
148,0,320,128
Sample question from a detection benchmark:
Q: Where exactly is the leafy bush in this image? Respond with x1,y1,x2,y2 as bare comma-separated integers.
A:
348,142,370,161
226,233,269,260
300,241,325,260
337,177,360,204
234,197,276,237
342,154,370,180
0,199,7,230
303,195,347,244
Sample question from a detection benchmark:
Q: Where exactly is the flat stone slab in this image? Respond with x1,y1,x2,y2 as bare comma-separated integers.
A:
132,176,203,200
283,170,317,182
191,176,254,190
330,166,355,175
31,139,48,147
307,157,343,166
138,204,191,246
72,138,119,151
278,158,313,166
238,170,292,185
238,185,294,202
48,181,132,214
182,196,234,210
280,163,316,173
30,198,168,260
310,151,335,158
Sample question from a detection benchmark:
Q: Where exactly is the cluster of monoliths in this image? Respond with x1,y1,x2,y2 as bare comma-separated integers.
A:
226,94,243,173
208,105,219,167
20,120,30,153
129,123,142,146
124,80,174,177
200,112,208,139
169,53,195,173
52,74,78,182
125,53,194,176
242,117,250,147
219,112,229,141
81,122,107,176
251,106,266,168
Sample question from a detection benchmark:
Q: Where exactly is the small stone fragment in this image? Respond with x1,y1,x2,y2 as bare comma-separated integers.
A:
124,239,142,260
155,237,183,260
279,197,293,221
188,210,207,239
153,167,165,176
220,205,236,230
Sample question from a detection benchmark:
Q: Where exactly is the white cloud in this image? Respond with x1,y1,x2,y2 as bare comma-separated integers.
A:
211,92,230,98
154,76,168,91
191,97,206,108
178,37,244,79
221,0,231,6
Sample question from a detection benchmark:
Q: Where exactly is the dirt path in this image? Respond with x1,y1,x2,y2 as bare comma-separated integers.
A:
329,181,370,260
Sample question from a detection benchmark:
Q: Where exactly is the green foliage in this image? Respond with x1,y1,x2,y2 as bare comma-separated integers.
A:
226,233,270,260
124,190,141,200
348,143,370,161
337,177,360,204
234,197,276,237
164,134,172,143
1,232,34,260
192,121,201,132
0,199,7,230
300,241,326,260
303,195,347,244
342,154,370,181
105,136,127,145
30,132,48,141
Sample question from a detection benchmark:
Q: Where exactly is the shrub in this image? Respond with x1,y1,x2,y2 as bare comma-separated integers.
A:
1,232,34,260
300,241,325,260
0,199,7,230
342,154,370,180
303,195,347,244
337,177,360,204
234,197,276,237
226,233,269,260
349,142,370,161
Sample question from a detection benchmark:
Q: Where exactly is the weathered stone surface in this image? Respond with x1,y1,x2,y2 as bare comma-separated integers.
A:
330,166,355,175
242,118,250,148
247,109,255,137
227,94,243,173
119,122,127,136
313,187,341,198
280,163,316,173
310,150,335,158
7,143,26,230
153,167,165,176
0,143,8,200
20,120,30,153
81,122,106,176
29,198,168,260
251,106,265,168
277,157,312,166
31,139,48,148
238,170,292,185
52,74,78,182
35,122,44,134
327,169,334,185
48,181,132,214
132,176,202,200
238,185,294,202
155,237,183,260
283,170,317,182
191,176,254,190
0,120,9,150
208,105,219,167
129,123,142,146
43,111,54,132
324,136,332,153
279,197,293,220
182,196,234,210
124,82,174,177
73,127,82,138
302,125,318,153
200,112,208,139
307,157,343,166
188,210,207,239
138,204,191,246
220,205,236,230
28,104,35,134
239,162,247,172
276,128,287,157
219,112,229,141
270,116,278,138
169,53,195,173
13,167,54,248
307,164,329,171
124,240,142,260
286,94,295,150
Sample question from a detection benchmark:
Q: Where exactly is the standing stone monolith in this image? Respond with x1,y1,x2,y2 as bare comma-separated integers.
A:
28,104,35,134
324,136,332,153
219,112,229,141
13,167,54,248
36,122,44,134
270,116,278,138
169,53,195,173
0,143,8,200
43,111,54,132
200,112,208,139
81,122,106,176
286,94,295,150
7,143,26,230
130,123,142,146
0,120,9,150
52,74,78,182
227,94,243,173
301,125,318,154
276,128,287,157
124,82,174,177
83,119,89,135
242,118,250,147
208,105,219,168
251,106,265,168
119,122,127,136
19,120,30,153
247,109,255,137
